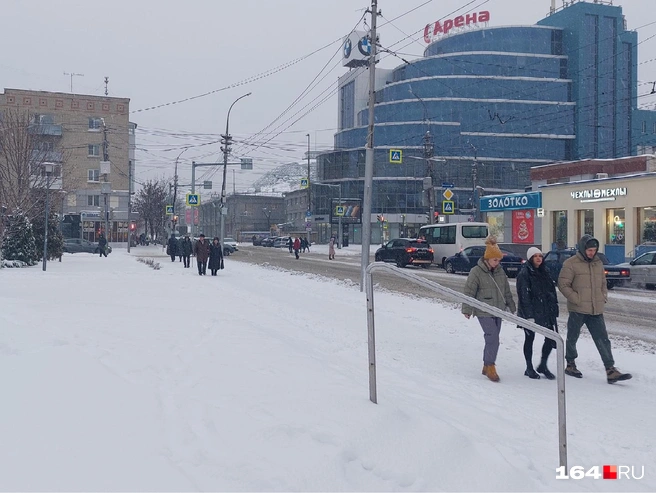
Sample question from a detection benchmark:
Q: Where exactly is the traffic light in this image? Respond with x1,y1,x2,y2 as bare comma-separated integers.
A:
376,214,382,222
173,215,179,224
434,211,439,220
129,222,136,231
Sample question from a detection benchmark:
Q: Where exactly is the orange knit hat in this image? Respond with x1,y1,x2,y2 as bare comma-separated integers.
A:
483,235,503,260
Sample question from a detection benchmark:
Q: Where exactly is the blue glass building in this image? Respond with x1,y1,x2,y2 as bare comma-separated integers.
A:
317,1,656,243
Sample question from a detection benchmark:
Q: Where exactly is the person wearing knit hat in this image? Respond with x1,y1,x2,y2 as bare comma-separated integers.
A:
516,246,559,380
462,236,516,382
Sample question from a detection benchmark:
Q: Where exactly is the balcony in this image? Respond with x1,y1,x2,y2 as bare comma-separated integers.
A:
31,150,63,162
28,123,63,136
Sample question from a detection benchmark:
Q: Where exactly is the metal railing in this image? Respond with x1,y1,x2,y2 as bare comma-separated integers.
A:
365,262,568,469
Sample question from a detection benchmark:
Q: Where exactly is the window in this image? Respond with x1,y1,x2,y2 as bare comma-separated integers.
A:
606,208,625,245
462,225,489,239
642,121,647,134
88,144,100,157
88,169,100,182
653,122,656,135
33,114,54,124
440,225,456,245
35,141,55,152
87,195,100,206
88,117,102,131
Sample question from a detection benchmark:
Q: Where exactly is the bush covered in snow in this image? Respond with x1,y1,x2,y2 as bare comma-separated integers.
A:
1,210,37,265
1,259,29,268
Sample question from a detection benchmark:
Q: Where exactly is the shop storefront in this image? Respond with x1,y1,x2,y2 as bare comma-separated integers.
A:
539,173,656,263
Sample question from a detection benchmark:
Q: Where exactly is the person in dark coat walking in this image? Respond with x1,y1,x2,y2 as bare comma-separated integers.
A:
194,234,210,275
287,236,293,254
167,233,178,262
208,237,224,276
98,233,108,258
293,237,301,259
181,235,193,268
516,247,559,380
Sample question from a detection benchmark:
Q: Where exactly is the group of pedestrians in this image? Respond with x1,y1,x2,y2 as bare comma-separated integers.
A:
286,237,308,259
462,234,632,385
166,233,224,276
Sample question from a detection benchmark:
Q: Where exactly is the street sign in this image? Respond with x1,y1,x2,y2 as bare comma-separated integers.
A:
186,193,200,206
305,210,312,218
537,208,545,217
240,158,253,170
203,181,212,189
443,200,455,214
300,178,309,188
389,149,403,163
443,188,454,201
442,182,455,188
165,205,173,215
335,205,345,216
480,191,542,212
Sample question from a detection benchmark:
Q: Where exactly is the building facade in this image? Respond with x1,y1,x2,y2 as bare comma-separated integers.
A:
317,0,656,243
0,88,134,243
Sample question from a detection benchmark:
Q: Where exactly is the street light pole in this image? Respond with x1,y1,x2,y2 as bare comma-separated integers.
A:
220,92,251,249
42,163,53,272
306,133,311,246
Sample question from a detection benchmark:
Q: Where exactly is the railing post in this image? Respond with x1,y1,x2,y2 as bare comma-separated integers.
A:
365,266,377,404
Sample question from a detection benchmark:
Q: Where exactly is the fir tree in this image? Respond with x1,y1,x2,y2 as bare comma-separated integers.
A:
1,209,37,265
32,212,64,261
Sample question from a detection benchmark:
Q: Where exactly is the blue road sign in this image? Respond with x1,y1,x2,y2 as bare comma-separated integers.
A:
165,205,173,215
442,200,455,214
186,193,200,206
389,149,403,163
335,205,345,216
305,210,312,218
300,178,309,188
442,182,455,188
480,191,542,212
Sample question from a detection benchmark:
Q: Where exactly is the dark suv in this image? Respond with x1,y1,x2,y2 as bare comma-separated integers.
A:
374,238,434,268
543,248,630,289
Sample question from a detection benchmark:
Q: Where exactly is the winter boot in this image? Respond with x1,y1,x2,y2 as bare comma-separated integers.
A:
536,361,555,380
606,367,632,384
482,365,487,375
524,367,540,379
565,361,582,378
485,364,500,382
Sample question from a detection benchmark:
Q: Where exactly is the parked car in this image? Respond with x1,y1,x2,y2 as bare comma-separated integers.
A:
374,238,434,268
273,237,290,248
63,238,112,255
615,251,656,289
444,246,523,277
543,248,630,289
261,237,277,247
223,237,239,250
223,244,236,256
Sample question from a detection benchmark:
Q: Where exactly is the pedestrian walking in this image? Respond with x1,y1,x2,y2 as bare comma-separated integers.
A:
328,237,336,260
194,234,210,276
167,233,178,262
558,234,632,384
97,233,108,258
516,247,559,380
293,237,301,260
287,237,293,254
181,235,192,268
208,237,224,276
462,236,516,382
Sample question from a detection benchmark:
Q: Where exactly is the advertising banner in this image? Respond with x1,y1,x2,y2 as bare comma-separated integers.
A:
330,198,362,224
512,210,534,244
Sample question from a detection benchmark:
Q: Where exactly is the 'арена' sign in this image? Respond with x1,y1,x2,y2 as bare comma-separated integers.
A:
424,11,490,43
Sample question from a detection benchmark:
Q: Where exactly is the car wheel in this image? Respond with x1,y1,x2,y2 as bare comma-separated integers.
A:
606,280,615,290
396,258,405,268
375,253,381,262
646,283,656,290
420,264,430,269
445,261,455,274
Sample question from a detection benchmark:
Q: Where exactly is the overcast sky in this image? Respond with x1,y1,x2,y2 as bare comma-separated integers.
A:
2,0,654,195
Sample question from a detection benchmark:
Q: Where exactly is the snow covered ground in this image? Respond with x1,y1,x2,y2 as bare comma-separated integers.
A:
1,248,654,492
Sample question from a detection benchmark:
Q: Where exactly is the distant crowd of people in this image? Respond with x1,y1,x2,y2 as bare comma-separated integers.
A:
167,233,224,276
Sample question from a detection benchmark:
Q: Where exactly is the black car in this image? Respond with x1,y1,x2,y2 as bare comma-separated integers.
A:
374,238,434,268
63,238,112,254
444,246,524,277
542,248,630,289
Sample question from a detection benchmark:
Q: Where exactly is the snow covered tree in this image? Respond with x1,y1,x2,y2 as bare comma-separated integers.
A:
1,209,37,265
32,211,64,261
133,179,168,239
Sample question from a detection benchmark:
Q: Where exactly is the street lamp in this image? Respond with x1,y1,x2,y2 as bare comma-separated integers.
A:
42,163,54,271
220,92,252,248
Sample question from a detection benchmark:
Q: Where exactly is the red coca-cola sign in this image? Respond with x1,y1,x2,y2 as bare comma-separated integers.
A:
424,11,490,43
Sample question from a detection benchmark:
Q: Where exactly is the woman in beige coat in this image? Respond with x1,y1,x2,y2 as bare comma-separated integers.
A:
462,236,516,382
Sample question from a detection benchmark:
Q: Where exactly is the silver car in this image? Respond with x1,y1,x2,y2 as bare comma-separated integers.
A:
616,251,656,289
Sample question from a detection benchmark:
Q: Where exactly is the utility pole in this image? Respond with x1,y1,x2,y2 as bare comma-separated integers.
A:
306,133,312,245
360,0,379,291
424,131,435,224
127,158,132,253
101,119,110,243
63,72,84,93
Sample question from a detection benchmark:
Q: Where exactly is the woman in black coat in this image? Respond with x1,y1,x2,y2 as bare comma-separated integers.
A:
516,247,559,380
208,237,224,276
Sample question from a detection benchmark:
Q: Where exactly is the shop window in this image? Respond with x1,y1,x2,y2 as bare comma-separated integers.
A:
578,209,594,238
486,212,505,242
639,207,656,243
606,208,625,245
552,211,568,249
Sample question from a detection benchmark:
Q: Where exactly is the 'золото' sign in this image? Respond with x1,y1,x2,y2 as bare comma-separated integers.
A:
424,11,490,43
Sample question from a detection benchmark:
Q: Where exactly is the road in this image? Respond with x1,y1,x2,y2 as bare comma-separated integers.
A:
231,245,656,343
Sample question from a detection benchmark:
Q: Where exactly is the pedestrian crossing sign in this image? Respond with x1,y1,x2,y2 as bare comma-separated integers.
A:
335,205,345,216
301,178,309,188
442,200,455,214
389,149,403,163
186,193,200,206
165,205,173,215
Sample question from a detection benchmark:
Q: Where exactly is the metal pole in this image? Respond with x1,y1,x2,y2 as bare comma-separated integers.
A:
220,92,251,249
306,133,311,246
42,172,50,271
127,160,132,253
191,161,196,235
337,185,342,249
360,0,378,291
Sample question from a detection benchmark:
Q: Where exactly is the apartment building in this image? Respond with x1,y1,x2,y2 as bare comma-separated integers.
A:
0,88,135,243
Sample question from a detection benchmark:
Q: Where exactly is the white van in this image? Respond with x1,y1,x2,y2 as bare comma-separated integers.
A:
418,222,489,267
